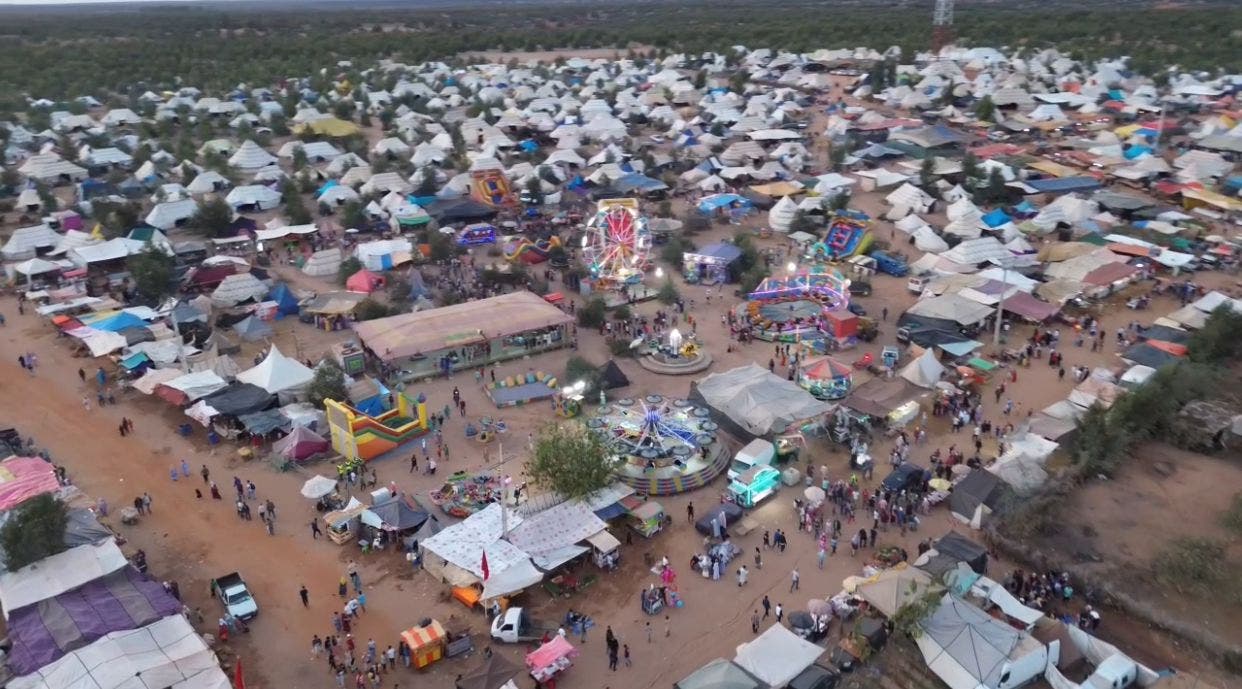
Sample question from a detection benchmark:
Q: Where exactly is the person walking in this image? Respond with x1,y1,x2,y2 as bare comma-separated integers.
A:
664,614,671,638
761,595,771,619
608,646,618,671
311,519,322,539
201,465,211,484
142,492,152,514
751,610,761,633
736,565,748,586
790,568,800,592
774,603,784,624
645,621,653,642
623,643,631,667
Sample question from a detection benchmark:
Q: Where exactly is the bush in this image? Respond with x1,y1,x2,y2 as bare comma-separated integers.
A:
661,234,691,267
657,277,679,305
1222,493,1242,535
577,297,607,328
354,298,391,321
739,265,769,294
565,355,603,395
1151,538,1231,595
0,494,68,570
609,339,635,358
338,256,363,286
612,304,632,321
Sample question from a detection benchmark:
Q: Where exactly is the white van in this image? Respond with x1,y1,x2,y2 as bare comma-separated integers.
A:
728,439,776,481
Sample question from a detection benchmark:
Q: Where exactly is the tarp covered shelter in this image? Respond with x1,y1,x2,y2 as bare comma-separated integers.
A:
949,469,1008,528
365,494,430,532
346,269,385,294
232,315,273,342
202,383,275,417
899,349,946,389
931,531,988,574
852,563,936,618
156,371,228,406
0,542,129,616
505,501,605,571
210,273,268,308
268,283,301,316
455,654,519,689
0,457,59,513
5,567,182,675
733,624,824,688
915,595,1045,689
691,364,834,439
420,503,543,598
5,614,231,689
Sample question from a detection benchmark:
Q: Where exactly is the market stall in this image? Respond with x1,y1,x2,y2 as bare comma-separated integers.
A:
401,619,447,669
728,466,782,508
626,501,666,537
526,636,577,685
322,498,367,545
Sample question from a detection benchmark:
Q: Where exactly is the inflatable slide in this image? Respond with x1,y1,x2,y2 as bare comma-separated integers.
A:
325,392,429,462
808,213,872,261
504,236,562,264
470,169,516,208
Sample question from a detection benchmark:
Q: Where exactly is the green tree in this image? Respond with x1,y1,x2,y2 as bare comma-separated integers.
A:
427,227,455,262
564,355,604,395
974,95,996,123
890,588,943,639
307,359,349,404
739,265,770,294
338,256,364,286
191,197,234,237
962,151,981,186
341,200,366,230
527,422,619,499
282,180,311,225
577,297,608,328
0,494,68,571
127,244,176,303
919,156,937,191
1188,306,1242,364
291,146,309,171
354,298,390,321
829,144,847,171
656,277,680,305
661,234,692,267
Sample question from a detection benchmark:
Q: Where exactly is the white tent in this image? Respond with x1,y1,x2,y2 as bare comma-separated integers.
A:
505,501,605,571
225,184,281,211
915,596,1047,689
0,541,128,616
694,364,835,437
768,196,798,233
421,503,543,598
160,370,229,402
237,345,314,395
733,624,824,688
6,614,231,689
303,248,342,277
899,348,946,388
145,199,198,230
185,170,231,194
13,257,60,276
2,224,60,260
210,272,268,307
228,140,278,170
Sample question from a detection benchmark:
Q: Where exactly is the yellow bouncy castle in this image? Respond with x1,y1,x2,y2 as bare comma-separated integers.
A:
325,392,430,462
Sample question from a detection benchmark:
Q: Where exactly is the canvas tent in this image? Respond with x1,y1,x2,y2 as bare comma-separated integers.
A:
210,273,268,308
302,248,342,278
949,469,1008,528
505,501,605,571
692,364,834,439
273,425,329,461
236,345,314,396
598,359,630,390
232,315,273,342
5,567,182,675
420,503,543,599
0,541,128,616
852,563,936,618
5,614,231,689
155,371,229,405
915,595,1047,689
200,383,275,417
899,349,946,388
733,624,824,688
675,659,764,689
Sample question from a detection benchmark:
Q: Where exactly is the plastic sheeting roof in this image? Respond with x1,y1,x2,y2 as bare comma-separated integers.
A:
0,542,129,617
6,614,231,689
694,364,834,437
0,457,59,513
506,501,605,570
733,624,824,688
916,595,1029,689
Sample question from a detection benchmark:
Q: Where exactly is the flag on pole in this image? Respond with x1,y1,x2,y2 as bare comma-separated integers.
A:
234,659,245,689
481,550,490,581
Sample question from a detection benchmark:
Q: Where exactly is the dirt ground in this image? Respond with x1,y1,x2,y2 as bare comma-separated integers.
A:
1028,441,1242,649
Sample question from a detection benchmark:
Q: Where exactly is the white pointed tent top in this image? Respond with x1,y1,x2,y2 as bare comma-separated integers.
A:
768,196,799,233
237,344,314,394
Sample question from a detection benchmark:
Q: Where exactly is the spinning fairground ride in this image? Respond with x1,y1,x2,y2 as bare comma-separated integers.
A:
586,395,726,495
581,199,652,290
735,268,855,344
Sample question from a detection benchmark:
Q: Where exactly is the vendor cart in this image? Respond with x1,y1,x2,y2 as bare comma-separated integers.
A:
526,636,578,685
586,530,621,570
401,619,448,669
626,502,666,538
322,498,368,545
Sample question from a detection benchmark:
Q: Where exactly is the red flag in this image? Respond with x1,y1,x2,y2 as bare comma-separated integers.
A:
481,550,490,581
234,659,246,689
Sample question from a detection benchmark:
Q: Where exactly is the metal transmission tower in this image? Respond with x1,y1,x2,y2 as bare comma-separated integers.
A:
932,0,954,55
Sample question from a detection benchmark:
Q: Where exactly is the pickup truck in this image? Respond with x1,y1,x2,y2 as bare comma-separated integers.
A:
211,572,258,621
490,607,555,644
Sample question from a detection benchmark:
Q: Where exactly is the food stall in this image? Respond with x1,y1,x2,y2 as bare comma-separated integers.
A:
401,619,448,669
626,502,665,538
728,465,781,508
526,635,577,685
323,498,368,545
586,529,621,570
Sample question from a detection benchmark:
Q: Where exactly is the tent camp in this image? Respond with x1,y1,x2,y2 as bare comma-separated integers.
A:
691,364,834,439
225,184,281,211
733,624,824,688
237,345,314,396
303,248,342,278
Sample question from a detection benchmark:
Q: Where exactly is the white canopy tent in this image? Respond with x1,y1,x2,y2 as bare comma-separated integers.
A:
236,345,314,395
732,624,824,688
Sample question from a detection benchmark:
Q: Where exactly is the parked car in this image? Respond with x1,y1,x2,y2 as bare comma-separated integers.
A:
847,302,867,317
881,463,926,493
212,572,258,621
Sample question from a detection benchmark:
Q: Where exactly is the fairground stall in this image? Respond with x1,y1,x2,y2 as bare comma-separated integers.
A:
728,465,782,507
401,619,447,669
526,635,577,686
736,269,858,347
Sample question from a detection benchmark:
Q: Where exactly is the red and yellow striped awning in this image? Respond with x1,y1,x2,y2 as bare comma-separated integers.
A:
401,620,446,651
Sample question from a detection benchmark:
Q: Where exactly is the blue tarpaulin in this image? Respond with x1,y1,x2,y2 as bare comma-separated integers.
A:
687,242,743,264
120,352,151,371
982,209,1012,228
698,193,751,213
269,282,300,317
316,179,340,198
90,312,147,332
238,409,288,435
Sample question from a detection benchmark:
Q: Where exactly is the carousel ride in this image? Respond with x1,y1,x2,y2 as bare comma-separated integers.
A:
636,327,713,375
582,199,651,289
735,268,853,344
797,355,853,400
586,395,726,495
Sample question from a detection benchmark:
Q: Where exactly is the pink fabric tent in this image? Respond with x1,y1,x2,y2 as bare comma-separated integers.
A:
0,457,60,512
345,269,385,294
273,426,330,461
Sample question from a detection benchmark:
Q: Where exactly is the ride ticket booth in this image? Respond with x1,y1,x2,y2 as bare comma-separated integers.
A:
728,466,781,508
401,619,447,669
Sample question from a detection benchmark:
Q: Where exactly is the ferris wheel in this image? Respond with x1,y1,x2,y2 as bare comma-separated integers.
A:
582,199,651,284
